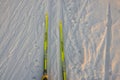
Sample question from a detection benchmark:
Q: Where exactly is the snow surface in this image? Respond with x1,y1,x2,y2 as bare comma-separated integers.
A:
0,0,120,80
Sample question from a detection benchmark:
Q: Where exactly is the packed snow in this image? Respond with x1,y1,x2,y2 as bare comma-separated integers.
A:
0,0,120,80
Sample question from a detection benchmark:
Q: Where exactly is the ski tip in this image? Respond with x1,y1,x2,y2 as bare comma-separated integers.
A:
59,20,62,25
45,12,48,29
45,12,48,17
59,20,62,28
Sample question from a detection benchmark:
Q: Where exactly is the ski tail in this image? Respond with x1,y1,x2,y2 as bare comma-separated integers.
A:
59,20,67,80
42,13,48,80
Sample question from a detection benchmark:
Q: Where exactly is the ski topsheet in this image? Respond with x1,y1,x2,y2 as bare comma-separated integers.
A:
59,20,67,80
42,13,48,80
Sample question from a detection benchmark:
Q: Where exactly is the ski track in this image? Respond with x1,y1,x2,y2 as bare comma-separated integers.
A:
48,0,61,80
104,3,112,80
0,0,120,80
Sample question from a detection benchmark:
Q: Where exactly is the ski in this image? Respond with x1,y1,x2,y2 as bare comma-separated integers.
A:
42,13,48,80
59,20,67,80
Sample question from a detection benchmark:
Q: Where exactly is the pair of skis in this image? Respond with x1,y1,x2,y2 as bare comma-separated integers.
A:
41,13,67,80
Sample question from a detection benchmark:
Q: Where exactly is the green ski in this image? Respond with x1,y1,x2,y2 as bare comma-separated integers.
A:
42,13,48,80
59,20,67,80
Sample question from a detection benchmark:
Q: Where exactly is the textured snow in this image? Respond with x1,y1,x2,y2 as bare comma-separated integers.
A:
0,0,120,80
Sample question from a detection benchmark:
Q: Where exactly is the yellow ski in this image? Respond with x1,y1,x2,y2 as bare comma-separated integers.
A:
59,20,67,80
42,13,48,80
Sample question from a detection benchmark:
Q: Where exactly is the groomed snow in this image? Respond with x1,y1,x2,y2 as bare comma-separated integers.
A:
0,0,120,80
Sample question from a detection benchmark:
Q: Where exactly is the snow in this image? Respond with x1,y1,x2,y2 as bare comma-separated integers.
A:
0,0,120,80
